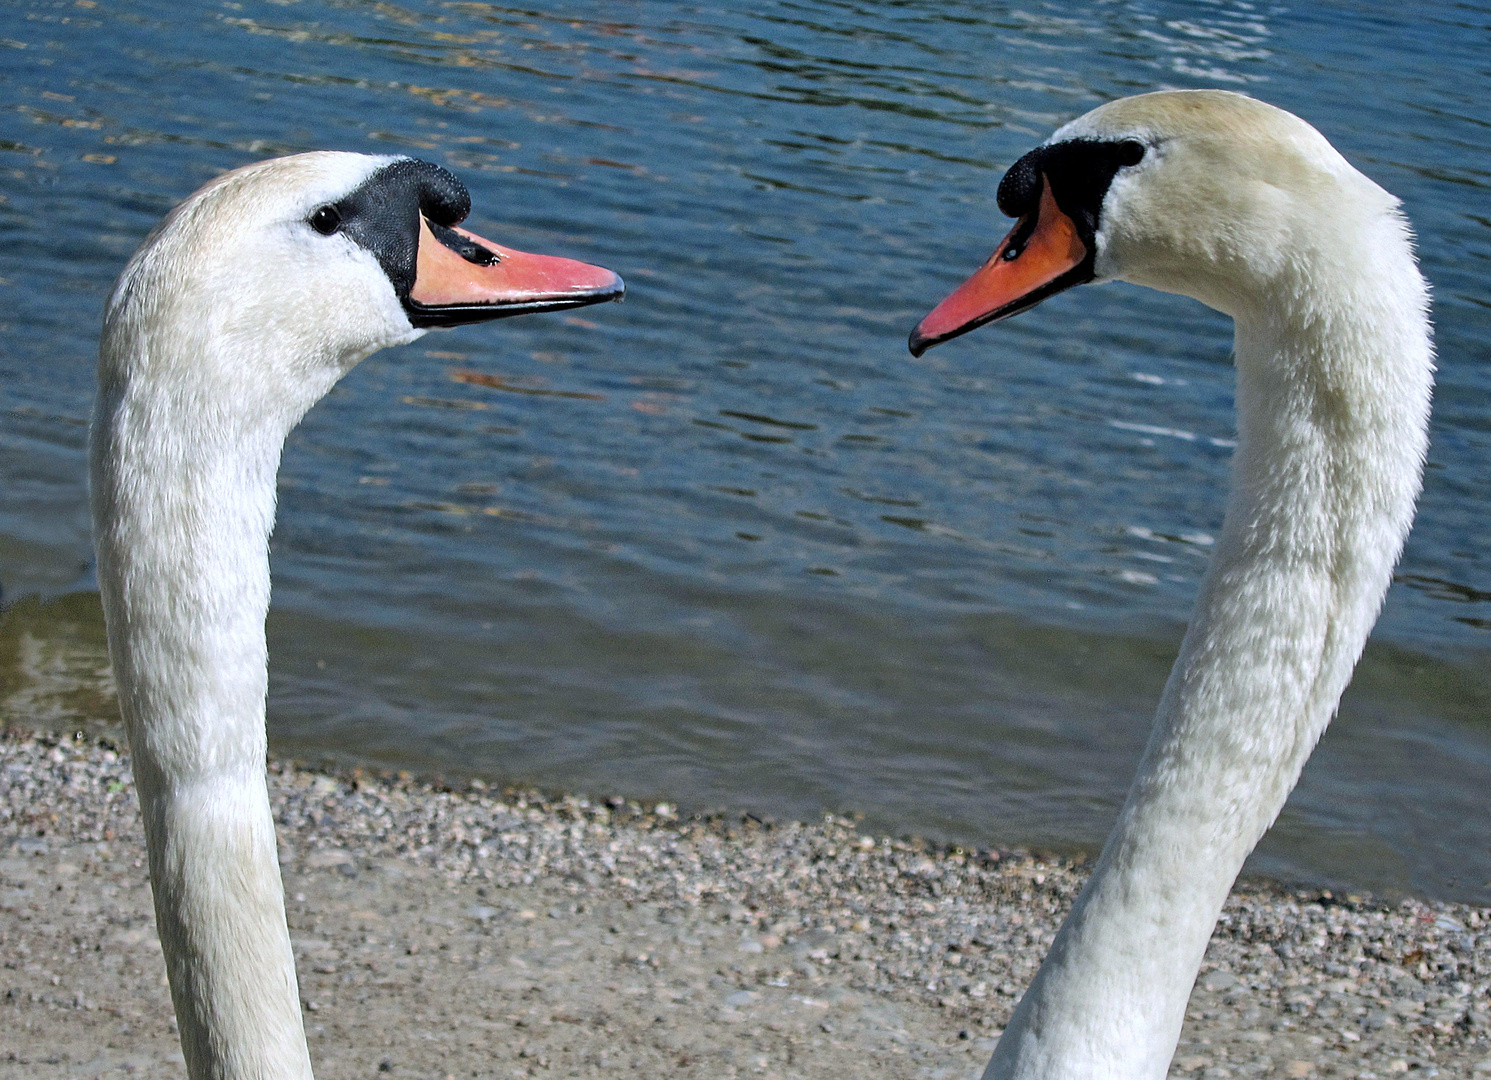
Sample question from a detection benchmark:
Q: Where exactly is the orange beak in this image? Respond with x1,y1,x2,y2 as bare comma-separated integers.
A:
405,216,624,327
909,178,1089,356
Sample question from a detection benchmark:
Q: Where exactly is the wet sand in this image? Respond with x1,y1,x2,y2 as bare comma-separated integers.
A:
2,729,1488,1079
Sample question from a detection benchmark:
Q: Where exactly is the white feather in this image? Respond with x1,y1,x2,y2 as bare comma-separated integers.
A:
91,151,424,1080
983,91,1433,1080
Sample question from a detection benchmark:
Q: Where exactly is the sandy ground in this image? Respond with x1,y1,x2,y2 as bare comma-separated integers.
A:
2,729,1489,1079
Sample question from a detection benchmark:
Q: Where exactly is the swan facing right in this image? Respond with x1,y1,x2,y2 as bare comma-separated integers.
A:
90,152,623,1080
910,90,1434,1080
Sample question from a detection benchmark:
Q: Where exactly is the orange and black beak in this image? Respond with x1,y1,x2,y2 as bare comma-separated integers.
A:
908,177,1090,357
404,217,624,328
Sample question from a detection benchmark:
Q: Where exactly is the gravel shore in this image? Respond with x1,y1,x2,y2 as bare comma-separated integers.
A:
2,728,1489,1079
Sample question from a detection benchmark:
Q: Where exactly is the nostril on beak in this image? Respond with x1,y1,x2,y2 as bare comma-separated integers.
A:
429,220,500,266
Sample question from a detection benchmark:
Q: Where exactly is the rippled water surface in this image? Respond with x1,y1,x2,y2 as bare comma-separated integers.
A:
1,0,1489,901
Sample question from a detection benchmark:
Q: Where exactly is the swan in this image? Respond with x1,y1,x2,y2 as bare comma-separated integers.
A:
89,152,623,1080
909,90,1433,1080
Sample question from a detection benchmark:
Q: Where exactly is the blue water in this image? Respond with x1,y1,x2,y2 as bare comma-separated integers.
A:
1,0,1488,902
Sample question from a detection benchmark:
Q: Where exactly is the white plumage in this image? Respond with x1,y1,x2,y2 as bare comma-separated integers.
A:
91,151,621,1080
914,90,1434,1080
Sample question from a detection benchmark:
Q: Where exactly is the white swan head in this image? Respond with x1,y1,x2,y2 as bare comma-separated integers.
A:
909,89,1403,353
101,151,623,427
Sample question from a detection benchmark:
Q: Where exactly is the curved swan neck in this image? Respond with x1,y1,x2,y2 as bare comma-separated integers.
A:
88,148,621,1080
91,328,314,1080
984,221,1433,1080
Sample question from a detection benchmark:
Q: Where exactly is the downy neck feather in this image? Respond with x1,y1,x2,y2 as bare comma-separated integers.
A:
985,92,1434,1080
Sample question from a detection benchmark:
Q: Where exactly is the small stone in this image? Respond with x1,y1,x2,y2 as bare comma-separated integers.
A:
1200,969,1238,993
1285,1062,1312,1078
305,848,352,869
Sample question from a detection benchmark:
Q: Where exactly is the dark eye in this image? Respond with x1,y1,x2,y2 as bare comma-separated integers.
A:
1117,140,1146,167
309,205,342,235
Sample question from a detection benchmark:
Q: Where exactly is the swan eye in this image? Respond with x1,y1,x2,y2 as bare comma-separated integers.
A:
1117,140,1146,167
309,205,342,235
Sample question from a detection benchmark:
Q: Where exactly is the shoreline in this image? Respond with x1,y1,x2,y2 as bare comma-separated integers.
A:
4,589,1489,910
2,727,1489,1078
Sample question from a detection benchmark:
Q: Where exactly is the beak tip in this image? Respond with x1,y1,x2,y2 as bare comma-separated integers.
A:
907,325,934,358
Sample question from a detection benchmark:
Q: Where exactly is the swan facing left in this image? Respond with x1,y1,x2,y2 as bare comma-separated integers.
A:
89,152,624,1080
909,91,1433,1080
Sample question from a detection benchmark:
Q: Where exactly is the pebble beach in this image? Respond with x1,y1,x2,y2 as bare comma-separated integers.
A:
2,727,1489,1080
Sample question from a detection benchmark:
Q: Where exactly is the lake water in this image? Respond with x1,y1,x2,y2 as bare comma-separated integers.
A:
1,0,1488,903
